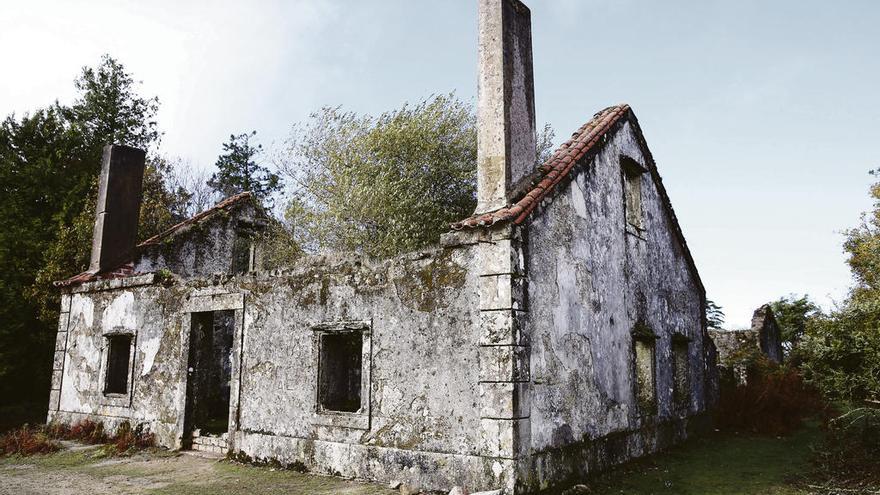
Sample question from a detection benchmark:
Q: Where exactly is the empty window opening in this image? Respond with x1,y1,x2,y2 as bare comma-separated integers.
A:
231,233,254,275
672,339,690,408
318,332,363,413
104,335,132,395
185,310,235,440
621,157,645,230
633,337,656,413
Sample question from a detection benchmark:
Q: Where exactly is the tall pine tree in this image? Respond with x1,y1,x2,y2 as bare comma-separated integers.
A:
207,131,281,204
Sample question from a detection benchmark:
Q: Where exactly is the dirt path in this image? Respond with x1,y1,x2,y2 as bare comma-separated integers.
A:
0,445,392,495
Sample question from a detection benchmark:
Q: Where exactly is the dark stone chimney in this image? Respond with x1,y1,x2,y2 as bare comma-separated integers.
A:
89,144,146,273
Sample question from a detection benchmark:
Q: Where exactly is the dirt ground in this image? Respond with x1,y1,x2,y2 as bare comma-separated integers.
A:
0,443,393,495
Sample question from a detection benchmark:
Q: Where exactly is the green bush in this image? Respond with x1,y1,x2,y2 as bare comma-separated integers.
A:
796,299,880,403
807,407,880,491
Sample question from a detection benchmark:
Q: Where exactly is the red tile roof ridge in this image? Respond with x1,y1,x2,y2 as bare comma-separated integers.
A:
138,191,254,247
54,263,136,288
451,104,630,230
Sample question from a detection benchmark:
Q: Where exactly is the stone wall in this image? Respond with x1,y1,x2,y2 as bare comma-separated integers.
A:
48,275,190,447
520,121,710,490
48,121,713,493
752,304,784,364
49,246,513,491
134,201,263,278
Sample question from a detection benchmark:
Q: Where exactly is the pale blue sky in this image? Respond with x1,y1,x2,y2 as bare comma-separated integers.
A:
1,0,878,327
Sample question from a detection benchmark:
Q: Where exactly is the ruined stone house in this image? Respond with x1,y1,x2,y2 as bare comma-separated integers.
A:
46,1,716,493
710,305,784,385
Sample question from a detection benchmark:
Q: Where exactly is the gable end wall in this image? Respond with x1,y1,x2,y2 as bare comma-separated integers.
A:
520,121,710,489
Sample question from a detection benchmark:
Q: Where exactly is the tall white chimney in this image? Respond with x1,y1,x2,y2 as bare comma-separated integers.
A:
476,0,537,214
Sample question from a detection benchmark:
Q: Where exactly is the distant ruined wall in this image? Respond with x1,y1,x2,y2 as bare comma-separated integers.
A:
521,121,710,489
752,305,783,364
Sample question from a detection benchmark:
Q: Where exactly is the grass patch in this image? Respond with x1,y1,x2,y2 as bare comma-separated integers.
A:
147,460,387,495
0,448,98,469
583,422,822,495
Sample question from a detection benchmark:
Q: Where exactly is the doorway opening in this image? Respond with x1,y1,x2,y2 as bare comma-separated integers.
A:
183,310,235,449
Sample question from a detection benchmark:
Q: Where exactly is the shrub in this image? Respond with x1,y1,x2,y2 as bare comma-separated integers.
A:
715,353,825,435
797,300,880,403
44,422,70,439
806,407,880,491
68,419,107,444
0,425,61,456
112,421,155,454
1,419,155,458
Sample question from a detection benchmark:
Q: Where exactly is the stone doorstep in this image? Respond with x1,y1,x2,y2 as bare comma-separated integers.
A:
192,434,229,453
192,442,227,454
193,437,228,446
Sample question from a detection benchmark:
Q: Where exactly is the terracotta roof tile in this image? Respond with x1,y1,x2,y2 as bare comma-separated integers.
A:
53,263,135,288
451,104,630,230
139,191,254,247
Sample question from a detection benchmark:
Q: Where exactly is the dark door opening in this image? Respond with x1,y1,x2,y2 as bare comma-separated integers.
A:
183,310,235,447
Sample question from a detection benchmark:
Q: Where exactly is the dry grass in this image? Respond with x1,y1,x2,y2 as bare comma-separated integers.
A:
716,356,826,436
0,419,154,458
0,425,61,456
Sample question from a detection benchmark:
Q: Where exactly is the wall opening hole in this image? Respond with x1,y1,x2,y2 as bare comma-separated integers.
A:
104,335,132,395
318,332,362,413
634,337,656,414
185,310,235,439
672,339,690,408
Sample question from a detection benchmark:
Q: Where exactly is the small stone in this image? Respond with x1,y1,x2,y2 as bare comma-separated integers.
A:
389,480,403,489
448,487,468,495
561,485,591,495
399,483,419,495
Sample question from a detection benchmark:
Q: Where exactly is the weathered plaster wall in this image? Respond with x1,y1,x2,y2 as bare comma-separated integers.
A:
49,246,507,491
522,121,709,487
49,278,189,446
134,203,260,279
47,121,713,493
227,248,489,489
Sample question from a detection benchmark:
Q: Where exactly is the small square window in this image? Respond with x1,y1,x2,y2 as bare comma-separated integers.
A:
318,332,363,413
104,335,132,395
672,339,690,409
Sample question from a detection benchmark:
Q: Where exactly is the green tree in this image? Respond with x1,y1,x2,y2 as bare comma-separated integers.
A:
770,294,821,354
0,55,173,410
0,108,92,405
797,174,880,402
277,93,554,258
65,54,160,152
207,131,281,203
706,299,725,329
